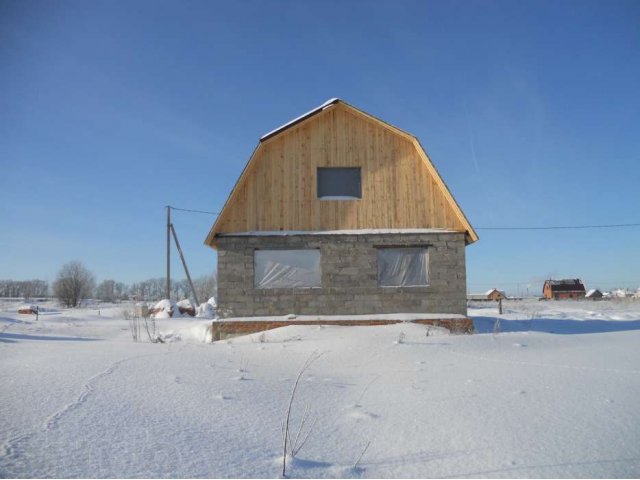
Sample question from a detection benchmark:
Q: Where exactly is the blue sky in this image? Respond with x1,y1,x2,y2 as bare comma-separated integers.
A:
1,0,639,294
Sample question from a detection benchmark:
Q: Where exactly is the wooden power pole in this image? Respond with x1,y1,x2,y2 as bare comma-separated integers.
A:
165,204,200,305
170,224,200,306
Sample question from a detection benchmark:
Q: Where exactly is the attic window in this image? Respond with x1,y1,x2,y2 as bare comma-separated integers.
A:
317,167,361,200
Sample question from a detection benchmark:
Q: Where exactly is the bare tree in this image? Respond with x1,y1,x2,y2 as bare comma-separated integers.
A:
53,261,96,307
114,281,128,300
192,274,217,304
129,277,189,302
20,280,49,300
95,279,128,302
96,279,116,302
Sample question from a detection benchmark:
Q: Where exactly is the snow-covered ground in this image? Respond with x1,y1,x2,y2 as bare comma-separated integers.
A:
1,299,640,478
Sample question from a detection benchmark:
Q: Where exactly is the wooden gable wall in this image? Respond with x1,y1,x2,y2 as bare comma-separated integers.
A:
208,102,476,243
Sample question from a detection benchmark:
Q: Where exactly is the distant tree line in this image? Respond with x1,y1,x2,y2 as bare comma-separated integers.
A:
127,275,216,303
0,279,49,300
1,261,217,307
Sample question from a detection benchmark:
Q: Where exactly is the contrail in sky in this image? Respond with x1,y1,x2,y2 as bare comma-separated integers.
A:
464,103,480,173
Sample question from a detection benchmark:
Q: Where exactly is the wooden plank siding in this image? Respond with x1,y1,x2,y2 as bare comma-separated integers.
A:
206,101,478,245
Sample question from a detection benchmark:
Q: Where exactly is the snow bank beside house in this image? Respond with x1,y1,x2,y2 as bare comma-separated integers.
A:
195,297,217,319
196,302,216,319
176,299,193,309
154,319,213,343
150,299,200,318
176,299,196,317
149,299,178,318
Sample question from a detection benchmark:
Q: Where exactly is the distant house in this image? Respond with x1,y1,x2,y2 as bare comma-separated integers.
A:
585,289,603,300
467,288,507,302
543,279,586,300
486,288,507,301
611,289,633,299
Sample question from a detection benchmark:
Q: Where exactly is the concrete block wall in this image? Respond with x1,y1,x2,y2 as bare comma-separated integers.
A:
216,232,467,317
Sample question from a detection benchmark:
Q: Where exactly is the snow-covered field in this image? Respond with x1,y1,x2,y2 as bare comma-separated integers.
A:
1,299,640,478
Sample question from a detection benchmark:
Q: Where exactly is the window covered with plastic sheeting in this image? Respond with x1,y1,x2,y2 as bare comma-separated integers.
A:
377,248,429,287
254,249,321,289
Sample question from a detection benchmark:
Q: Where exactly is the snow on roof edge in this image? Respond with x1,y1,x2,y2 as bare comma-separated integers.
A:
260,98,340,141
218,228,460,237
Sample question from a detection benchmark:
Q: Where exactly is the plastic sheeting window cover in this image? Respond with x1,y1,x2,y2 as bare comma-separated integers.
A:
377,248,429,287
254,250,321,289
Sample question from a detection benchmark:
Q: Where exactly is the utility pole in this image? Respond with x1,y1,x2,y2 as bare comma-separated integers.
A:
170,224,200,306
166,205,171,300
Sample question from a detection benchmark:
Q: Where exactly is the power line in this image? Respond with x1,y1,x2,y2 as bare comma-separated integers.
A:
168,206,220,216
166,205,640,230
476,222,640,231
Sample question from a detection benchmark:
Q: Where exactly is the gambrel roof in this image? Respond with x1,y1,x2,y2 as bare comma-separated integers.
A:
205,99,478,247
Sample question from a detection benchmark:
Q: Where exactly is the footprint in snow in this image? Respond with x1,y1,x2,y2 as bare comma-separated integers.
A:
344,404,379,420
348,410,379,421
167,375,185,384
213,394,232,400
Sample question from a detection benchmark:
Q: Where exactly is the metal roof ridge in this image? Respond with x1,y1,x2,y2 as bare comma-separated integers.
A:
259,98,341,142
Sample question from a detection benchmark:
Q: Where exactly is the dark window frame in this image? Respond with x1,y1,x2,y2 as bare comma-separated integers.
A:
316,167,362,200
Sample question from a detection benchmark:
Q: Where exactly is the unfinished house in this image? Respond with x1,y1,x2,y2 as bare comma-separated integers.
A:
543,279,586,300
205,99,478,331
